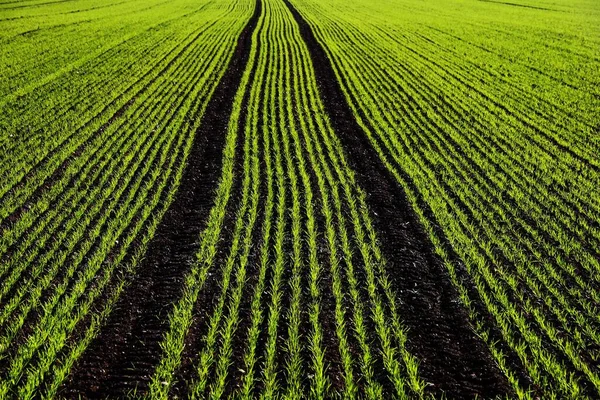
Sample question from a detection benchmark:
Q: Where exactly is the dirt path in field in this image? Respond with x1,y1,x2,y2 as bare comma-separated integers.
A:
283,1,513,398
60,1,262,397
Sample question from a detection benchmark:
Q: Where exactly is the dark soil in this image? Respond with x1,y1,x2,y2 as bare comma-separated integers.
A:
283,1,514,398
170,8,264,391
477,0,556,12
59,2,262,398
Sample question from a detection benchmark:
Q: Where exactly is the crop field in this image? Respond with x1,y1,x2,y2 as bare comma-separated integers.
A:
0,0,599,398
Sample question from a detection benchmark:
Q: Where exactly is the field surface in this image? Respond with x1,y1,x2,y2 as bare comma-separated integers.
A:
0,0,599,398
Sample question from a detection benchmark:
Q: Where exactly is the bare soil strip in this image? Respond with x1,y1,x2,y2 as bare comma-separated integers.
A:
283,0,513,397
171,34,264,395
60,2,261,397
477,0,557,11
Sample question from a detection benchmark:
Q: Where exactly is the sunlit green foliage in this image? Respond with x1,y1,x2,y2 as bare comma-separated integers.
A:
291,0,600,397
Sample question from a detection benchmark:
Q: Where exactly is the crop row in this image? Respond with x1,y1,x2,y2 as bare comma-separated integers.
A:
0,0,254,397
290,0,600,398
145,0,424,398
0,0,225,202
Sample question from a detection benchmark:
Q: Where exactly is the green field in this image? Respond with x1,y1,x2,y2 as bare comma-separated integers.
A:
1,0,599,398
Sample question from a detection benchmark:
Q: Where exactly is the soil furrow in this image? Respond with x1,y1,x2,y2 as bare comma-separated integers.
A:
283,0,513,398
171,41,264,395
59,1,261,397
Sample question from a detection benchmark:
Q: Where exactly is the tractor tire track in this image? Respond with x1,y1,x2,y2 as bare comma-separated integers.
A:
283,0,513,398
59,1,261,397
